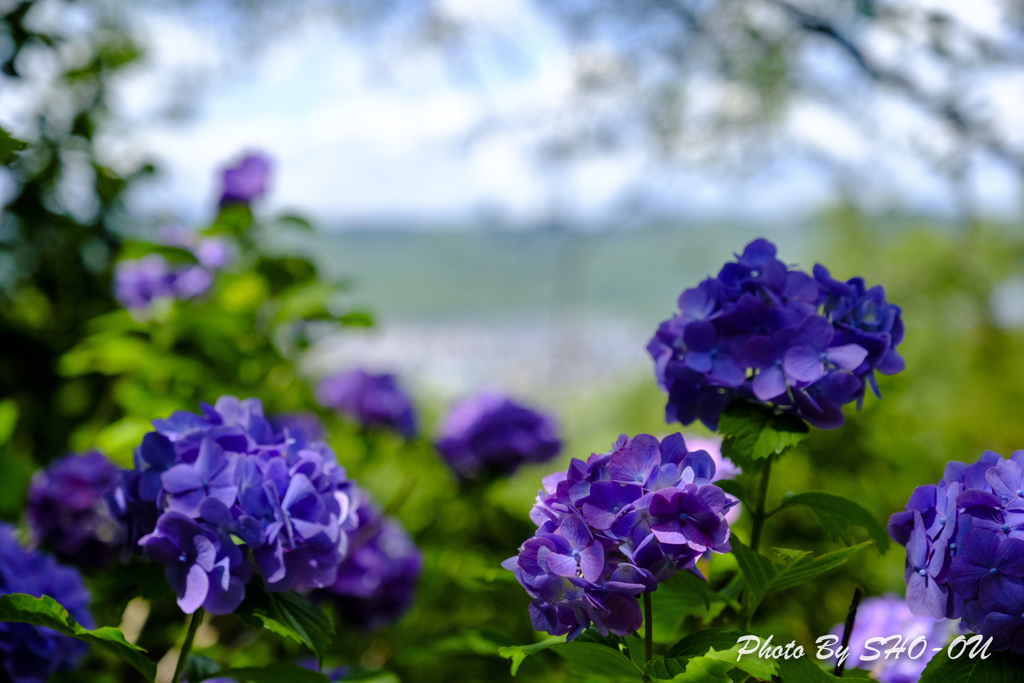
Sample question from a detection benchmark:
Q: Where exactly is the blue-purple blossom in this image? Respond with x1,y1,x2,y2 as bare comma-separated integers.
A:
504,433,736,640
219,153,271,205
316,487,422,632
829,594,958,683
317,369,417,439
113,254,213,310
891,449,1024,652
26,451,123,568
648,239,904,430
0,523,93,683
436,391,561,481
120,396,355,614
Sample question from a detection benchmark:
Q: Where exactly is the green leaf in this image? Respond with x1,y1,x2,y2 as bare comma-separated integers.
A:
551,640,645,682
651,571,732,643
497,635,566,675
117,241,198,263
339,309,374,327
730,538,777,609
918,641,1024,682
275,214,314,231
0,398,19,446
654,631,777,683
198,663,329,683
776,656,874,682
185,654,222,683
719,403,808,468
767,542,873,594
775,492,891,553
0,127,28,165
235,583,334,662
731,538,872,613
0,593,156,681
667,629,753,659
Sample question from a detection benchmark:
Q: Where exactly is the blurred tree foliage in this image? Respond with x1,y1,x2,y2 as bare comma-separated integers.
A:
0,0,152,473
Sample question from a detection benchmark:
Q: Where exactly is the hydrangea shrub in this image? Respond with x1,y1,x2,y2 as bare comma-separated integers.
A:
117,396,355,614
504,433,736,640
26,451,123,568
647,238,904,429
890,449,1024,653
436,391,561,481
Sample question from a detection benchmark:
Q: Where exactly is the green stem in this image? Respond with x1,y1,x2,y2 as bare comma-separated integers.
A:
643,592,653,664
384,474,415,516
834,586,864,678
171,607,204,683
748,454,774,553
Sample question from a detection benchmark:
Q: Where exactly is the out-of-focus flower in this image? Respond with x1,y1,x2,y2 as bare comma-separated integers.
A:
0,523,93,683
317,369,416,439
194,238,232,270
316,487,422,632
26,451,123,568
647,239,904,430
119,396,355,614
269,412,325,442
504,433,736,640
829,594,958,683
219,153,271,205
435,390,560,481
891,449,1024,653
297,659,350,681
113,254,211,310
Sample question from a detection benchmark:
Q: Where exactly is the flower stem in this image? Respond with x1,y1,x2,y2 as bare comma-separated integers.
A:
643,591,653,664
749,454,774,552
833,586,863,678
171,607,204,683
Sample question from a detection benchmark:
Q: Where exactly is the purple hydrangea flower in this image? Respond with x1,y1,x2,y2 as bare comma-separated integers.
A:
0,523,93,683
647,239,904,430
315,487,422,631
829,594,958,683
317,369,417,439
892,449,1024,653
504,433,736,640
26,451,123,568
113,254,213,310
219,153,271,205
120,396,356,614
436,391,561,481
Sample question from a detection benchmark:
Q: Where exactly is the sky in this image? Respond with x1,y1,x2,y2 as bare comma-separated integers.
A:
4,0,1024,228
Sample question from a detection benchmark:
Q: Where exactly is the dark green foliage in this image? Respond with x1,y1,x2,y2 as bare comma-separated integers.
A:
775,492,891,553
917,645,1024,683
0,593,156,680
719,403,809,470
235,584,335,662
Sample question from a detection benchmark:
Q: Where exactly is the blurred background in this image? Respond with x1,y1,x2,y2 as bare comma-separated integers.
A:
4,0,1024,681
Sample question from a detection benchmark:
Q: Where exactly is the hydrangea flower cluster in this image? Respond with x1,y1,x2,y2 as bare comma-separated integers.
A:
113,396,355,615
316,486,423,632
647,239,905,430
829,595,958,683
26,451,123,568
503,433,736,640
436,390,561,481
889,450,1024,653
0,523,93,683
316,369,417,439
113,254,213,310
219,153,271,205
